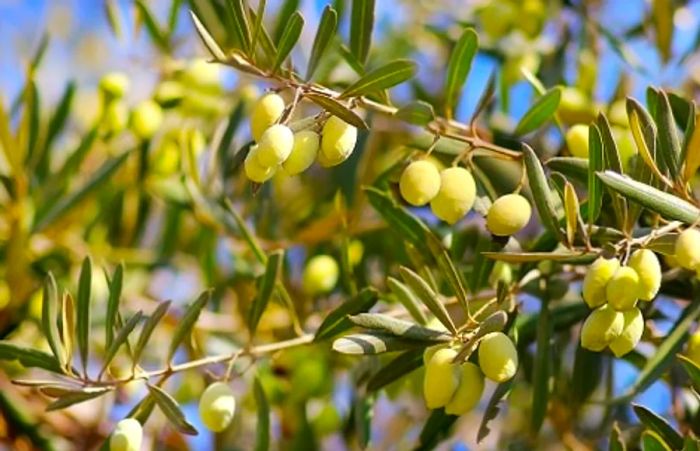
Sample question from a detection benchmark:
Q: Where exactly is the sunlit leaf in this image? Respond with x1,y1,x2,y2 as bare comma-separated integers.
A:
348,313,451,342
147,384,198,435
167,291,210,362
349,0,375,65
340,60,417,99
248,250,284,335
444,28,478,119
306,5,337,80
314,288,378,341
305,93,368,129
515,87,561,136
272,11,304,73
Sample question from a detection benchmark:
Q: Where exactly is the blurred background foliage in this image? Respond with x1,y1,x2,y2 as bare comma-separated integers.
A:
2,0,700,450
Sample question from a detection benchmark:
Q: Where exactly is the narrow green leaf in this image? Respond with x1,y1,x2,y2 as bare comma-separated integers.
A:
642,430,673,451
306,5,337,80
41,273,65,369
366,349,423,392
190,11,226,60
60,292,74,373
482,251,592,263
609,422,626,451
349,0,375,65
33,150,132,232
100,311,143,376
147,384,198,435
254,377,270,451
628,98,664,182
523,144,562,239
652,0,674,64
443,28,478,119
588,124,604,224
477,380,513,443
249,0,266,54
399,267,456,335
272,11,304,73
272,0,300,42
105,263,123,349
678,354,700,390
348,313,451,342
470,70,497,124
135,0,169,51
340,60,417,99
248,250,284,335
332,332,428,355
38,81,75,176
227,0,252,53
314,287,378,341
656,91,682,180
387,277,428,324
76,257,92,374
305,93,368,129
167,291,210,362
624,296,700,399
531,292,551,434
46,387,113,412
0,342,62,373
133,301,171,365
597,171,700,224
515,87,561,136
395,101,435,126
416,409,458,451
633,404,683,450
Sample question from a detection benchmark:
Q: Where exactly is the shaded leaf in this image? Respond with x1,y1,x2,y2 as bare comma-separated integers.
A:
386,277,428,324
477,380,513,443
272,11,304,73
348,313,451,342
248,250,284,335
656,91,681,180
190,11,226,60
395,101,435,126
147,384,198,435
399,267,456,335
444,28,478,119
597,171,700,224
332,332,429,355
41,273,64,369
531,292,551,434
306,5,337,80
227,0,252,53
305,93,368,129
133,301,171,365
642,430,673,451
349,0,375,65
76,257,91,374
515,87,561,136
167,291,210,362
416,409,458,451
0,342,62,373
523,144,562,239
366,349,423,392
314,287,378,341
340,60,417,99
633,404,683,450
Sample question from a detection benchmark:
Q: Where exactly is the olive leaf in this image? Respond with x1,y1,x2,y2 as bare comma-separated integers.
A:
147,384,198,435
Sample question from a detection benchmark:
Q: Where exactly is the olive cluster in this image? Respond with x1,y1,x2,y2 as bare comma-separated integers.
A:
580,249,661,356
422,332,517,415
398,160,532,233
244,93,358,182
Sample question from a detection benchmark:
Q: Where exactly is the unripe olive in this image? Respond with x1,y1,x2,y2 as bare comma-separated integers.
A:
489,261,513,287
103,101,128,135
558,87,594,125
199,382,236,432
130,100,163,140
565,124,589,159
398,160,441,206
182,58,221,90
423,348,459,409
608,308,644,357
612,126,637,170
348,240,364,267
282,130,320,175
250,93,285,141
444,362,484,415
100,72,130,99
478,2,516,39
606,266,640,311
154,80,185,106
302,255,339,295
686,331,700,365
580,304,624,352
110,418,142,451
502,53,540,85
256,124,294,166
518,0,546,37
609,100,628,127
675,228,700,270
582,257,620,308
422,344,448,366
478,332,518,383
486,194,532,236
244,145,276,183
429,167,476,224
319,116,357,167
628,249,661,301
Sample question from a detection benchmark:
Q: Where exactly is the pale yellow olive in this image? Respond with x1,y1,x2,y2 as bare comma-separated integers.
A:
580,304,624,352
110,418,143,451
429,167,476,224
582,257,620,309
606,266,640,311
608,308,644,357
675,228,700,270
282,130,320,175
486,194,532,236
199,382,236,432
423,348,459,409
565,124,589,158
628,249,661,301
302,255,339,295
478,332,518,383
256,124,294,167
398,160,441,207
444,362,484,415
250,93,285,141
319,116,358,167
130,100,163,139
244,145,276,183
100,72,130,99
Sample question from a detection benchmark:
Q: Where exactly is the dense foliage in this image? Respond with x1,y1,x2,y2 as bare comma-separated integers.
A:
2,0,700,449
